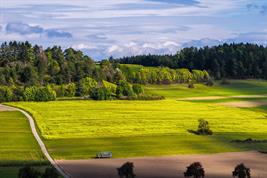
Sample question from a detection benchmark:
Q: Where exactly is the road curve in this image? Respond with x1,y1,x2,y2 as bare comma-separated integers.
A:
1,104,71,178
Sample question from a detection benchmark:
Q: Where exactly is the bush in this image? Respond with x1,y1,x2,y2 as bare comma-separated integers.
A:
196,119,213,135
233,163,251,178
35,86,57,101
184,162,205,178
78,77,97,96
188,80,195,89
116,80,134,98
122,94,164,100
12,86,24,101
117,162,136,178
0,86,13,102
132,84,144,95
53,83,76,97
18,166,40,178
23,86,56,101
91,87,113,100
102,80,117,94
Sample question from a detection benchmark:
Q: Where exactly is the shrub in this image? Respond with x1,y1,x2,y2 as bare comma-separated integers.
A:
116,80,134,98
64,83,76,97
102,80,117,94
23,86,38,101
233,163,251,178
0,86,13,102
53,83,76,97
184,162,205,178
12,86,24,101
117,162,136,178
35,86,56,101
91,87,113,100
197,119,213,135
18,166,40,178
188,80,195,89
123,94,164,100
132,84,144,95
78,77,97,96
23,86,56,101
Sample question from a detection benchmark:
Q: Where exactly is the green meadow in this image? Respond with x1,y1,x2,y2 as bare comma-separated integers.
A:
0,111,48,177
145,80,267,99
7,80,267,159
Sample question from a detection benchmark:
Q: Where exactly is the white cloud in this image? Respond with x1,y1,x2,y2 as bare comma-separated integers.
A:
0,0,263,60
163,41,179,47
108,45,123,53
72,43,97,50
105,41,181,58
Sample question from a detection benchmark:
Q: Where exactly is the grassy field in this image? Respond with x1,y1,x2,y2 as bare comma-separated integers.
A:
7,79,267,159
145,80,267,98
5,80,267,160
0,111,48,177
0,111,46,165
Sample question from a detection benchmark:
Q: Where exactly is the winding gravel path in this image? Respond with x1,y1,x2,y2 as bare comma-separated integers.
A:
0,104,71,178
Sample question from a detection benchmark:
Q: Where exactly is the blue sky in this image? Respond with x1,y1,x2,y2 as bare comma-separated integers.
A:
0,0,267,60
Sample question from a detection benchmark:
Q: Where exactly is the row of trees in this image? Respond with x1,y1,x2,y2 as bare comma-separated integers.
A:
115,43,267,79
117,162,251,178
0,41,210,87
0,41,212,102
0,41,96,86
0,77,157,102
18,161,251,178
119,65,210,84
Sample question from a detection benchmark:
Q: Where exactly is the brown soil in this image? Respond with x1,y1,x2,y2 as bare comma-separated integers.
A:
179,95,267,101
219,101,267,108
57,151,267,178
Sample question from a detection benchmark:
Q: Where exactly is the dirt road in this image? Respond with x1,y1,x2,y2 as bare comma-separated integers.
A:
57,151,267,178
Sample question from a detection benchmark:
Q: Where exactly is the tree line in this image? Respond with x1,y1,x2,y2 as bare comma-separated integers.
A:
115,43,267,79
0,41,210,102
19,161,251,178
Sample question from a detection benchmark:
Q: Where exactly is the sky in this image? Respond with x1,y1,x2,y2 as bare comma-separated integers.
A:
0,0,267,60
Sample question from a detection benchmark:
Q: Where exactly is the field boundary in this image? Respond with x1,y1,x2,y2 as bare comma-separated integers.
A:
177,94,267,101
1,104,71,178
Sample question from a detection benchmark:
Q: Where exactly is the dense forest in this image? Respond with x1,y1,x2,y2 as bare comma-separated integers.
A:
115,43,267,79
0,41,209,102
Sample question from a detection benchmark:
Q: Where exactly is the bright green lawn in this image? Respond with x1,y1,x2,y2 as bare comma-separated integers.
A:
8,99,267,159
0,111,46,165
145,79,267,98
0,111,48,178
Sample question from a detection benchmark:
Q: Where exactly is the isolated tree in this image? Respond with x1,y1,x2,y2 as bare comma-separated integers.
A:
233,163,251,178
117,162,136,178
184,162,205,178
18,166,40,178
197,119,213,135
